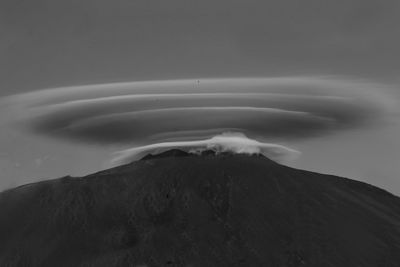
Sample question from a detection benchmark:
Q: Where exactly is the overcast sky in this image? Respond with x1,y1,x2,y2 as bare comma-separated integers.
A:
1,0,400,194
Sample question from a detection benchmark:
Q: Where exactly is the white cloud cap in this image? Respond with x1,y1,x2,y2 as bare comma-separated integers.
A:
110,132,300,167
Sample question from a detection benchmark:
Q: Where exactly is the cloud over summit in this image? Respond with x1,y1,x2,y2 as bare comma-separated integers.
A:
110,132,300,166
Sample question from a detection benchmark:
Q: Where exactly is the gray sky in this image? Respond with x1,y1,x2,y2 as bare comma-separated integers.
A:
1,0,400,95
1,0,400,194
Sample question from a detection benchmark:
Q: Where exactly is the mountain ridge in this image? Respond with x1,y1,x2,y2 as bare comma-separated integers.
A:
138,148,267,161
1,151,400,266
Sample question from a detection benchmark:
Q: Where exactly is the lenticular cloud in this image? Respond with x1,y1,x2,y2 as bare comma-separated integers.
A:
110,132,301,166
0,77,392,164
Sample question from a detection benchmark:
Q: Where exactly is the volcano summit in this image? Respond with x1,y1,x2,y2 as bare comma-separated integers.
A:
0,151,400,266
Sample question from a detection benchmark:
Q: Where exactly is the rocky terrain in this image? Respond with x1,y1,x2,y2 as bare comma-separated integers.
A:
1,150,400,266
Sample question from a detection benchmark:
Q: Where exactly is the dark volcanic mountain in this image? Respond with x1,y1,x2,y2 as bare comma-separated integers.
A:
1,151,400,266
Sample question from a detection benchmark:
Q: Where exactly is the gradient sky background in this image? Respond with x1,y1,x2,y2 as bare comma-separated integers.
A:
0,0,400,193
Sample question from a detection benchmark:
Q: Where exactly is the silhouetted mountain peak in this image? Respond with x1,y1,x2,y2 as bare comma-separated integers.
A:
1,153,400,266
140,149,191,160
140,148,265,161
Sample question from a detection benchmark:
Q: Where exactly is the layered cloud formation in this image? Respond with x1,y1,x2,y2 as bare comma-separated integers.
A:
0,77,393,163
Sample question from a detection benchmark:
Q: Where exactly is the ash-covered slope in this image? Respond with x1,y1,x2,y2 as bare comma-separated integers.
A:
1,151,400,266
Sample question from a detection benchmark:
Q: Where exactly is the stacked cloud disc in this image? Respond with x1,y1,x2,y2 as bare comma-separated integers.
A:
0,77,392,163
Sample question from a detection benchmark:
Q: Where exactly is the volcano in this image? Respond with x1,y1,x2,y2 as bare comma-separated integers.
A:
1,150,400,266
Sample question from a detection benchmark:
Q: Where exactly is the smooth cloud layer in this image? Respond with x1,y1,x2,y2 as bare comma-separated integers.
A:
0,77,393,163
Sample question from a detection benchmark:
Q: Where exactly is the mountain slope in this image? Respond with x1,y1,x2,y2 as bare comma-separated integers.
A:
1,151,400,266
